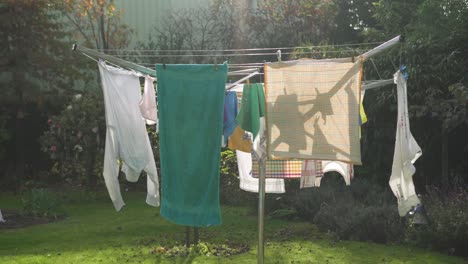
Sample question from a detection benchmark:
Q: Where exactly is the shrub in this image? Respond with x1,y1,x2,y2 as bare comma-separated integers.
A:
21,188,66,219
219,148,256,206
405,184,468,257
293,177,406,243
313,199,405,243
39,92,106,186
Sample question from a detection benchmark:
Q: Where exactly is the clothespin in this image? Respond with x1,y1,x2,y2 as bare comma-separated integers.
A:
276,50,282,62
400,64,408,80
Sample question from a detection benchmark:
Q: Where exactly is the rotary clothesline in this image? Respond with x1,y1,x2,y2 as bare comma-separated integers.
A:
73,35,402,78
73,35,403,264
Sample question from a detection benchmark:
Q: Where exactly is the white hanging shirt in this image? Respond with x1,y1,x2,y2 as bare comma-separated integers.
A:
236,118,285,193
389,71,422,216
98,61,160,211
139,76,158,126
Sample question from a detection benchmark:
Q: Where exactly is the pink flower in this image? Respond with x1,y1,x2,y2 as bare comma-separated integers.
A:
47,118,52,125
50,146,57,152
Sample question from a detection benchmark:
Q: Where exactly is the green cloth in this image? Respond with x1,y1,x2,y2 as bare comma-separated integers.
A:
156,64,228,227
236,83,265,139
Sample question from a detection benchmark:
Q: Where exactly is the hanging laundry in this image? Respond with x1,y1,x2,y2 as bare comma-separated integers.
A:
300,160,353,188
251,116,304,179
389,71,423,217
264,58,363,164
228,126,252,153
98,61,159,212
317,161,353,187
236,151,285,193
236,83,265,139
359,90,368,125
252,159,303,178
299,160,323,188
139,75,158,125
236,115,285,193
223,91,238,145
359,90,367,138
156,63,227,227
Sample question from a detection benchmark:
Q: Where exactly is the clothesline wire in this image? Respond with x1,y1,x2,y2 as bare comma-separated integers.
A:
90,41,386,53
106,49,367,58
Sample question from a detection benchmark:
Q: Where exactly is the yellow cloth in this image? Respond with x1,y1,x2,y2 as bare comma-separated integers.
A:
359,90,367,138
360,104,367,124
264,58,363,164
228,126,252,153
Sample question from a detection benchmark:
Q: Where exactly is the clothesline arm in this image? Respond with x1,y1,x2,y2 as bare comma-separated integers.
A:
226,71,260,90
73,43,263,79
362,79,394,91
73,44,157,77
359,35,403,61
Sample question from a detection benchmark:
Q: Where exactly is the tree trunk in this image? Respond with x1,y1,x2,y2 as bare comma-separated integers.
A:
441,127,449,186
14,76,25,192
87,144,97,187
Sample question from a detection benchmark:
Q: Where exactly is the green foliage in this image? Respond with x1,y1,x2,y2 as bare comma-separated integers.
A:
219,148,256,206
21,188,66,219
360,0,468,186
248,0,339,48
39,92,106,186
0,112,11,160
405,183,468,257
314,200,405,243
291,177,468,257
294,178,405,243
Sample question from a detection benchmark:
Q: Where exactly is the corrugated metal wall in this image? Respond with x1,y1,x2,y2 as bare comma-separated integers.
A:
115,0,214,47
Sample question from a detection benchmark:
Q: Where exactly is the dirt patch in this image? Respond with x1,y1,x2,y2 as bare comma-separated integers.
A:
0,209,63,230
150,242,250,257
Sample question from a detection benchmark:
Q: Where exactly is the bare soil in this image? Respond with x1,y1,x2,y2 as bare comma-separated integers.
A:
0,209,63,230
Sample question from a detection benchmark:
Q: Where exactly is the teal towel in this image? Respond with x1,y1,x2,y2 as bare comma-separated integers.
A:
156,64,227,227
236,83,265,139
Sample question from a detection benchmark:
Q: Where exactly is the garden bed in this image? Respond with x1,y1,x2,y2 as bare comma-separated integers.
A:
0,209,64,230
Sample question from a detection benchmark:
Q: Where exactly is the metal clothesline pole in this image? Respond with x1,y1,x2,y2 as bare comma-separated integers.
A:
257,158,266,264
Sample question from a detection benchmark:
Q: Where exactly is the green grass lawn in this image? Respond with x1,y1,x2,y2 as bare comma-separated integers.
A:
0,191,465,264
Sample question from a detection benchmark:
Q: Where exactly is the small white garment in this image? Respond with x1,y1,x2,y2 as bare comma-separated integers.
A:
300,160,354,188
98,61,160,211
318,161,353,186
0,209,5,223
389,71,422,216
139,76,158,126
236,118,285,193
300,160,322,188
